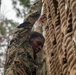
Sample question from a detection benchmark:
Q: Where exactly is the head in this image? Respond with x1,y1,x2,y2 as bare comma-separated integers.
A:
29,31,45,54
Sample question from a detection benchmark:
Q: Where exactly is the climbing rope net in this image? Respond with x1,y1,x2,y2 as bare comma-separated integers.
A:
42,0,76,75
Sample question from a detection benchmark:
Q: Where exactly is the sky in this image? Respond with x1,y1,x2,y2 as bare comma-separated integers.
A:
1,0,35,24
1,0,23,23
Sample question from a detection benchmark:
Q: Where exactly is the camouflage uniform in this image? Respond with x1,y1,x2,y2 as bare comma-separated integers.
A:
5,12,40,75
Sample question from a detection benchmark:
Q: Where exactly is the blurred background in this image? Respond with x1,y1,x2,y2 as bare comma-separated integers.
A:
0,0,35,74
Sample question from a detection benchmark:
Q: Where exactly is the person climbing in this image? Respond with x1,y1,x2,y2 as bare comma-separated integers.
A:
4,12,46,75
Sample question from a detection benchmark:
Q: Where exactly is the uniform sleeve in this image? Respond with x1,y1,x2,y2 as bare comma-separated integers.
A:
5,43,34,75
12,11,40,41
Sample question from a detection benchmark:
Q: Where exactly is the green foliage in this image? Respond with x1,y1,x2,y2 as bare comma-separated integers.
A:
0,18,18,43
74,44,76,49
12,0,31,8
0,25,6,35
0,52,3,56
0,0,1,6
19,0,30,7
4,19,18,34
5,19,17,27
12,0,33,17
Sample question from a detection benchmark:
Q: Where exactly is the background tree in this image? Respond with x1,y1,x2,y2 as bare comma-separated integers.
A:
0,15,18,74
11,0,35,17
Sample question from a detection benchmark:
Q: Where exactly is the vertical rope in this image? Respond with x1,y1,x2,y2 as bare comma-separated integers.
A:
58,0,67,35
44,20,52,75
43,0,76,75
54,8,64,75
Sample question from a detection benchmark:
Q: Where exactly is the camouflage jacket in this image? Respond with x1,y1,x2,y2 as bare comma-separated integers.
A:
5,12,40,75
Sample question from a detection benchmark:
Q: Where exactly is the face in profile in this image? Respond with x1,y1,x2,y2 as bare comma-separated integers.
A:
30,37,45,54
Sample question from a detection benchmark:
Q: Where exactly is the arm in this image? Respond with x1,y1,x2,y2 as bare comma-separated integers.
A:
34,14,47,34
14,11,40,39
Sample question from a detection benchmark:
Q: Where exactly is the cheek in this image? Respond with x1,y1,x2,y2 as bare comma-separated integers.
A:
33,43,37,47
32,43,38,49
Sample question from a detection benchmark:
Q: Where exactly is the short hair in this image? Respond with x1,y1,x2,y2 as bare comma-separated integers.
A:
29,31,45,42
